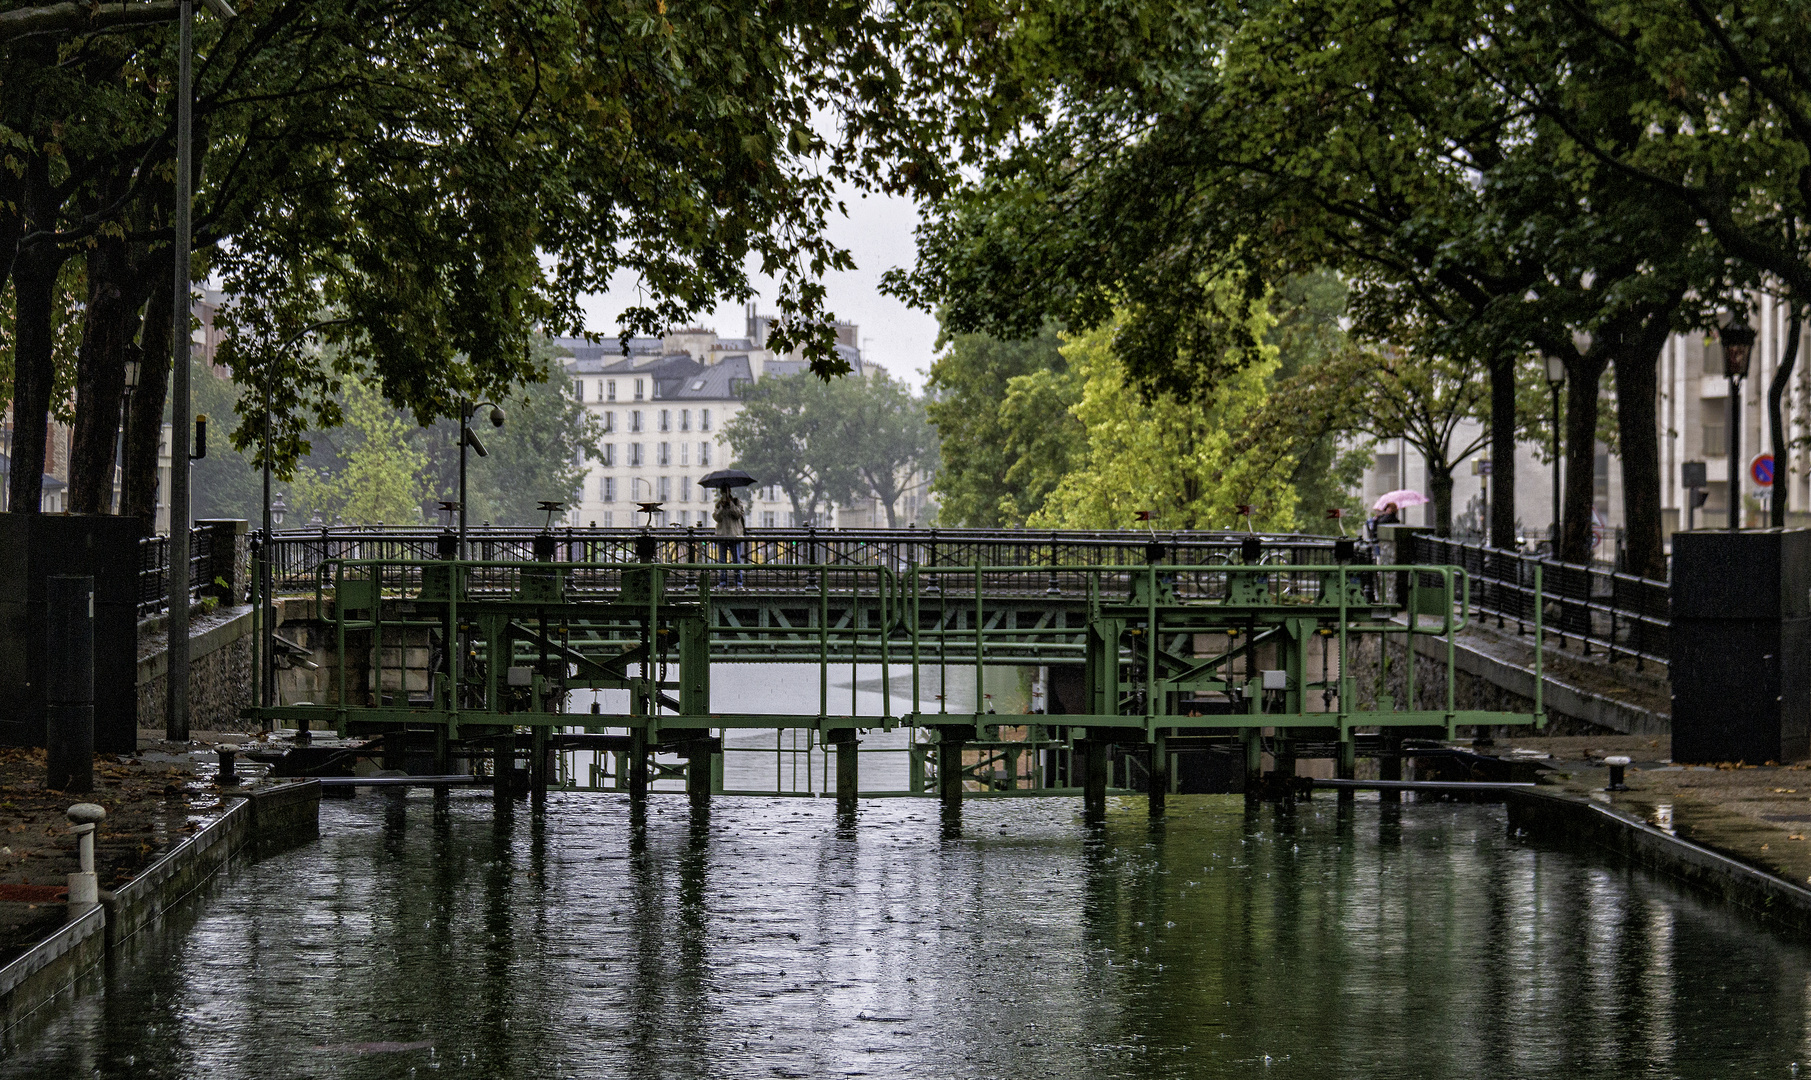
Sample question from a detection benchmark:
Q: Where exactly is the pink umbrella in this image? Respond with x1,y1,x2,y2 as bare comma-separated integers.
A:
1372,489,1430,514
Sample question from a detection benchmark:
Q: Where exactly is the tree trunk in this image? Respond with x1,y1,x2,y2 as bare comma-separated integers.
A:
1613,333,1667,579
1561,353,1609,564
1426,459,1455,537
1770,303,1802,529
69,236,143,514
1489,353,1518,550
7,240,63,515
123,276,173,532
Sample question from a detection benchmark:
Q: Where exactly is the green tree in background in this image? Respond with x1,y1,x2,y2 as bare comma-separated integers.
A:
418,341,602,527
724,371,935,527
823,371,938,527
285,376,428,526
925,323,1079,526
1032,295,1301,531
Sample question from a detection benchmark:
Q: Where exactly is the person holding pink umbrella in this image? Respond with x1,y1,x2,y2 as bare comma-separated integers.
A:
1365,489,1430,540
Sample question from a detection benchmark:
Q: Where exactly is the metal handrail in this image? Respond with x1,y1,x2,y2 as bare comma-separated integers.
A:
1407,535,1668,670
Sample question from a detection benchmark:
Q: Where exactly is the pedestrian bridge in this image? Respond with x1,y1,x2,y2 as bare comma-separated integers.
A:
252,527,1552,817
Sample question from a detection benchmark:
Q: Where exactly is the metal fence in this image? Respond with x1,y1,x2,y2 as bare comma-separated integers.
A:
1407,535,1669,670
136,528,216,617
262,525,1352,595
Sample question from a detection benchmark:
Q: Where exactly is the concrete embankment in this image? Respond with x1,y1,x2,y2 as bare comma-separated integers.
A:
0,780,319,1035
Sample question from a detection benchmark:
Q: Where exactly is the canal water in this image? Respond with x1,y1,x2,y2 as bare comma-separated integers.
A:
6,794,1809,1079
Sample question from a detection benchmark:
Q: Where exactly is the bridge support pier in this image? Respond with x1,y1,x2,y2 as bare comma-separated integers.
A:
685,737,714,809
1148,733,1167,819
1380,733,1402,804
1243,729,1262,799
938,727,971,819
493,730,514,807
530,726,549,811
629,727,650,807
1271,730,1296,800
1081,739,1108,822
1337,735,1356,804
831,729,858,816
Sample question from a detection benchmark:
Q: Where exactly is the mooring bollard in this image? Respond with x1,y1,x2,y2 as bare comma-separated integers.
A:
1604,755,1630,792
217,747,239,786
66,802,106,917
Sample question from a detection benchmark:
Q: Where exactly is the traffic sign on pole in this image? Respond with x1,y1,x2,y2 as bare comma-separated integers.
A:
1752,454,1776,487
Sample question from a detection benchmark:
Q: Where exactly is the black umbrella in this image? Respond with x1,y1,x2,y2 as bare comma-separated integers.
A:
699,469,757,489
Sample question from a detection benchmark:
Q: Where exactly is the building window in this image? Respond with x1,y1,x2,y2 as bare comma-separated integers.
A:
674,510,687,526
659,409,671,432
601,444,614,467
680,409,691,432
658,442,671,466
607,379,617,402
658,476,671,501
1702,398,1727,457
601,476,616,502
630,443,644,467
602,510,614,527
1703,337,1724,376
698,511,711,528
700,442,711,467
701,408,711,432
602,411,615,434
762,511,776,529
634,378,645,401
680,443,689,467
680,475,690,502
631,410,643,433
574,379,585,401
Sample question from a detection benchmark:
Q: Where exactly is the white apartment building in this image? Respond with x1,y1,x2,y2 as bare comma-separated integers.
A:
559,307,865,529
1358,292,1806,559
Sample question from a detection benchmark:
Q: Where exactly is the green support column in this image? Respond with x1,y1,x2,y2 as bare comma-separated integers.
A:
1148,733,1167,818
831,728,858,816
1082,738,1108,822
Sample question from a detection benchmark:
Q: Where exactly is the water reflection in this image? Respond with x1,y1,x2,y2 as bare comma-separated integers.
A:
3,795,1808,1079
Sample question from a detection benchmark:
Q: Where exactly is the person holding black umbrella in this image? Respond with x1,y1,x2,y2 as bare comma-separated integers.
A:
707,485,748,588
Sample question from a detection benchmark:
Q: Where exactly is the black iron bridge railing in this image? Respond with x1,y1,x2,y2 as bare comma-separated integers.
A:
1406,535,1669,670
261,525,1354,595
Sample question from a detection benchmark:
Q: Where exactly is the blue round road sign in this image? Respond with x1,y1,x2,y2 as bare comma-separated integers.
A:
1752,454,1776,487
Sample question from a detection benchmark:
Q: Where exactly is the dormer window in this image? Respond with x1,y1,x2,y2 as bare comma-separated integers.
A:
690,379,706,391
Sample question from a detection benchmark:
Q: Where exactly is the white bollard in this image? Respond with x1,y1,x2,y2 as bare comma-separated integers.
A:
66,803,106,917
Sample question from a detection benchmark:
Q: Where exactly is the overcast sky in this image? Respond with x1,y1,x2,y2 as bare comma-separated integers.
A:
576,184,940,393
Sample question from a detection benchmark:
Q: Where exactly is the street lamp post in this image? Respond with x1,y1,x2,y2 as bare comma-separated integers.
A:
457,399,506,560
1722,310,1758,533
115,358,141,514
165,0,237,744
1544,353,1566,552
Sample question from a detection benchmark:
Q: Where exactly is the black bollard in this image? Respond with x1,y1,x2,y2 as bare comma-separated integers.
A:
216,747,239,786
46,576,94,793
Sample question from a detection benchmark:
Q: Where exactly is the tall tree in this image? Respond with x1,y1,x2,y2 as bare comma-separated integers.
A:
822,371,937,527
925,322,1077,526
